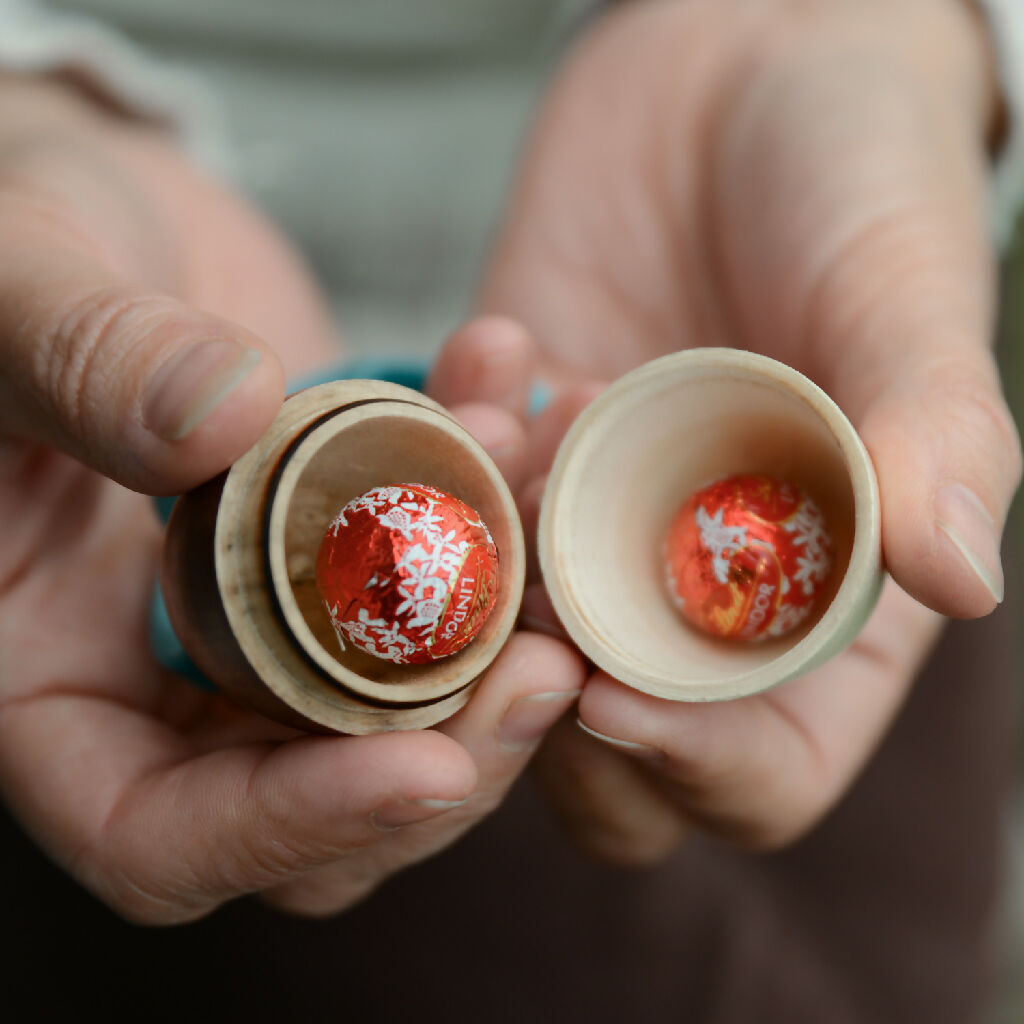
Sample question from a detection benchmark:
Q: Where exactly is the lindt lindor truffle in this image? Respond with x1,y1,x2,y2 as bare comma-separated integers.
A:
315,483,499,665
664,473,834,642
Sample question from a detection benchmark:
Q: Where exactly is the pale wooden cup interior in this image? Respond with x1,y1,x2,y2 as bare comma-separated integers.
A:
266,400,521,704
541,351,879,701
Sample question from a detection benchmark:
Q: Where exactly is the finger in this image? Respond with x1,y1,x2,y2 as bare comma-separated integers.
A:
523,381,606,480
576,581,943,848
446,401,528,493
476,1,712,378
265,633,585,916
532,714,687,866
860,368,1019,618
0,211,285,494
426,316,535,419
713,35,1020,617
0,692,476,924
438,630,584,769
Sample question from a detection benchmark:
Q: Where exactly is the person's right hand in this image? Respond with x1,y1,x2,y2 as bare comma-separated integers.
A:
0,75,584,922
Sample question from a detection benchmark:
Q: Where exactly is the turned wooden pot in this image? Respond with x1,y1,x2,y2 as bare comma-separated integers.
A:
538,349,884,702
162,350,884,733
160,379,525,735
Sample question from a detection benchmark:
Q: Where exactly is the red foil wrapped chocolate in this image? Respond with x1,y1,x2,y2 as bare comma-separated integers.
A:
664,474,834,642
315,484,499,665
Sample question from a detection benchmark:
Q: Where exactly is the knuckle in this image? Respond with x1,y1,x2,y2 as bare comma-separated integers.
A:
727,811,813,852
723,769,836,851
262,873,376,919
94,862,207,926
232,833,308,886
708,787,819,851
461,787,501,821
264,892,347,920
231,828,360,889
576,820,682,867
64,801,208,926
672,758,831,852
41,284,164,436
0,176,105,261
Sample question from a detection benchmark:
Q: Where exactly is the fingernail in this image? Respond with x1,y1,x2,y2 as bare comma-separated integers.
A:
935,483,1004,604
144,339,262,441
370,797,466,833
497,690,582,753
577,719,662,759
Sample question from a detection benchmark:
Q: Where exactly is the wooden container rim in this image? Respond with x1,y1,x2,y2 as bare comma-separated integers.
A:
538,348,883,702
209,379,522,733
264,398,525,704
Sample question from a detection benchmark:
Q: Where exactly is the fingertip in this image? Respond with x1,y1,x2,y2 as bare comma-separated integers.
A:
933,483,1004,610
392,729,479,801
503,630,588,696
273,730,478,817
446,401,527,489
875,453,1007,619
135,334,286,494
577,673,651,742
882,509,1002,619
474,631,586,711
578,669,643,718
576,674,691,761
459,314,534,356
440,632,586,752
861,374,1019,619
427,315,535,414
2,259,290,494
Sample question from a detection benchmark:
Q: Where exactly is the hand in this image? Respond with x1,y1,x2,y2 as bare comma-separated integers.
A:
430,0,1022,861
0,76,584,920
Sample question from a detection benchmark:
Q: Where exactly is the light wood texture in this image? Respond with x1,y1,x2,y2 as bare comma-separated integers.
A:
161,379,525,734
538,349,883,702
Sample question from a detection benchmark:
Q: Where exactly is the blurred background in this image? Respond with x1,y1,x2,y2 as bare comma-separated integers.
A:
990,228,1024,1023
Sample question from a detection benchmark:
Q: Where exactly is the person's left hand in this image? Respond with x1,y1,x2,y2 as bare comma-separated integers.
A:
428,0,1022,862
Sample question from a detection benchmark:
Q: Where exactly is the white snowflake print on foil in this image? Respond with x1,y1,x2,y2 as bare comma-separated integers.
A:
783,499,833,595
696,505,749,584
326,485,421,536
764,601,810,639
328,484,483,663
337,607,419,664
664,553,685,614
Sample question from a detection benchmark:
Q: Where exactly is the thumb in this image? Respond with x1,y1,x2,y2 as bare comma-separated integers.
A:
859,357,1020,617
713,18,1020,617
0,233,284,494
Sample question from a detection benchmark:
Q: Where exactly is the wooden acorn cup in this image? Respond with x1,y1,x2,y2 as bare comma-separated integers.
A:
538,349,884,702
161,379,525,735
